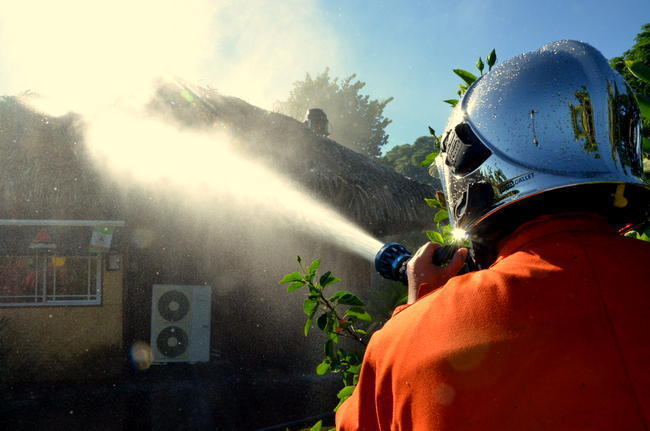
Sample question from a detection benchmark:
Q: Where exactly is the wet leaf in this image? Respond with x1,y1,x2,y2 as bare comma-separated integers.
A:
324,339,335,359
424,197,443,209
304,315,314,336
329,291,364,306
308,258,321,274
420,152,438,167
279,272,302,284
319,271,341,288
426,230,445,245
428,126,436,136
476,56,484,74
316,360,330,375
444,99,458,107
345,307,372,322
626,60,650,84
434,209,449,223
317,312,329,330
303,298,318,316
286,281,304,292
337,385,356,400
453,69,477,86
636,94,650,121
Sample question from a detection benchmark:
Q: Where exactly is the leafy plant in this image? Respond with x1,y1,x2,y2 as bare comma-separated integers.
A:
624,59,650,160
279,257,372,412
445,48,497,107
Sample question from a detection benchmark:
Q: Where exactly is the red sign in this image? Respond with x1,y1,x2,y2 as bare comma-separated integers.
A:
30,228,56,249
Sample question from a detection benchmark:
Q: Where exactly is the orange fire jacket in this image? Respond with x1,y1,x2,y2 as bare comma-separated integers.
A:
336,214,650,430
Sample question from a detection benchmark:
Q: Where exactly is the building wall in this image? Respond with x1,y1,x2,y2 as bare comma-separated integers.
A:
1,258,124,381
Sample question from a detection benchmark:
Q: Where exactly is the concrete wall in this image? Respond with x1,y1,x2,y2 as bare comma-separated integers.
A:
0,257,124,381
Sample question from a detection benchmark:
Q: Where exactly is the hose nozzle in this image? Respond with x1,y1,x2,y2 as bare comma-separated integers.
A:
375,242,476,285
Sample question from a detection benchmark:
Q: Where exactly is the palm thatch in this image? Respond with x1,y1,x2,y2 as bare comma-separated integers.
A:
150,81,436,235
0,96,120,221
0,82,436,235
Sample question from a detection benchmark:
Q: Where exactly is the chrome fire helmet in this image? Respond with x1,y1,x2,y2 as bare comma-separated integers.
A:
434,40,649,242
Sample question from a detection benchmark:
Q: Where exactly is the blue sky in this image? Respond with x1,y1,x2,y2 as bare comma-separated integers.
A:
0,0,646,156
317,0,649,152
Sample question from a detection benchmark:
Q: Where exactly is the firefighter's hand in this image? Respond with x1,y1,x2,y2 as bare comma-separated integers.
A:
406,242,468,304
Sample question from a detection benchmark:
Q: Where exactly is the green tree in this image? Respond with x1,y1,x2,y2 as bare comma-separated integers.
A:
610,23,650,140
380,136,440,186
276,69,394,158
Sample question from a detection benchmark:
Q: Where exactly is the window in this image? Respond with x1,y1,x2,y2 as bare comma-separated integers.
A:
0,254,102,306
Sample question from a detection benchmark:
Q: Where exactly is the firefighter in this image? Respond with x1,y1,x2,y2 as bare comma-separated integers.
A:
336,40,650,430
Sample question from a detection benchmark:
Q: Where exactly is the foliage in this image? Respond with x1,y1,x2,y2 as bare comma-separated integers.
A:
610,23,650,152
625,224,650,242
445,48,497,107
379,135,441,185
279,257,372,411
276,69,394,158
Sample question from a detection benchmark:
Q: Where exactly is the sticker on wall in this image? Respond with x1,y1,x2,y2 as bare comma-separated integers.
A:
89,226,114,253
30,228,56,249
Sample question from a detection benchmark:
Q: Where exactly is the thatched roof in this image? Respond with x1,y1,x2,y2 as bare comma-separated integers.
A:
150,81,436,235
0,97,120,221
0,83,436,235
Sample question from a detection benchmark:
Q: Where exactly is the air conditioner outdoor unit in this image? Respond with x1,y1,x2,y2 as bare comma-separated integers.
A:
150,284,212,364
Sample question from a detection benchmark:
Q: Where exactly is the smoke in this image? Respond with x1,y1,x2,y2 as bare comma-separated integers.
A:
0,0,379,258
0,0,340,112
0,0,380,379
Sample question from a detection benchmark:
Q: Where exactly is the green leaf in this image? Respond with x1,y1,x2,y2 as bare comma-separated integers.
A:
428,126,436,136
279,272,303,284
348,364,361,374
308,258,321,274
424,197,442,209
304,315,314,336
453,69,477,86
434,209,449,223
324,339,335,359
345,307,372,322
179,89,195,103
303,298,319,316
317,312,329,330
316,360,330,375
319,271,341,288
636,93,650,121
420,152,438,167
337,385,356,400
286,281,304,292
487,49,497,69
329,291,364,306
356,329,367,335
426,230,445,245
626,60,650,84
444,99,458,107
309,420,323,431
643,138,650,154
297,256,302,264
476,57,484,74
